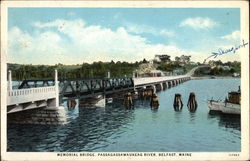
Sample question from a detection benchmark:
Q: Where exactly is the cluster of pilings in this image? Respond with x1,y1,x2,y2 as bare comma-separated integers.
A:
122,89,198,112
173,93,198,112
123,89,159,109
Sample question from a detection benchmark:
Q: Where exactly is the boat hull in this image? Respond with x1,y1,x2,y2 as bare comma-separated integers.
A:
208,101,240,115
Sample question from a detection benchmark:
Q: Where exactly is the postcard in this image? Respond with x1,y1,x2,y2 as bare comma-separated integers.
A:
1,0,249,161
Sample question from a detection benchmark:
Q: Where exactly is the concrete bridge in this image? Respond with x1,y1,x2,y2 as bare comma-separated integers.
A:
7,72,190,112
7,69,191,125
133,75,190,92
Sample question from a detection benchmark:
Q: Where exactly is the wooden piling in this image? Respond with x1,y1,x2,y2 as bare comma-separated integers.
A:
187,92,198,112
143,88,154,98
173,93,183,111
150,93,159,109
124,92,133,108
67,99,77,110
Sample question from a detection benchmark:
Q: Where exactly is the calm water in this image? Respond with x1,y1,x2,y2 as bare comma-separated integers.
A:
7,78,241,152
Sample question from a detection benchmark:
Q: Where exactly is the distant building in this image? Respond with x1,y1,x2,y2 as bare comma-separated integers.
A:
233,73,240,77
223,66,231,70
173,68,184,75
150,70,164,77
214,65,231,70
149,59,154,64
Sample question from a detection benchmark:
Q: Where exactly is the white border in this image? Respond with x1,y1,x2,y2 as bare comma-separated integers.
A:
1,1,249,161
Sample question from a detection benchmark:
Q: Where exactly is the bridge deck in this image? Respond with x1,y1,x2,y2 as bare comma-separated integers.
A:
133,75,190,87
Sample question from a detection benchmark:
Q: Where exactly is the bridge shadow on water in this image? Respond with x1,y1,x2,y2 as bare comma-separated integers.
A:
7,100,137,152
7,123,62,151
63,102,136,151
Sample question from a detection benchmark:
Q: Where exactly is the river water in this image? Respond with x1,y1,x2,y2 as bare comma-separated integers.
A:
7,78,241,152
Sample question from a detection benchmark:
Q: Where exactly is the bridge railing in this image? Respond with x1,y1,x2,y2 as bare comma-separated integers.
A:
7,86,56,105
133,75,189,86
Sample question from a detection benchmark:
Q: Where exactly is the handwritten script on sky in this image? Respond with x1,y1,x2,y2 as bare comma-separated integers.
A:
206,39,248,60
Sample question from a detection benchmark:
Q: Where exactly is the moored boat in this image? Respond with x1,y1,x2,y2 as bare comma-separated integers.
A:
208,87,241,115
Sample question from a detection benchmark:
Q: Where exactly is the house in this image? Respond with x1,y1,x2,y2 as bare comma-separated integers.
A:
233,73,240,77
150,70,164,77
149,59,154,64
223,66,231,70
173,68,184,75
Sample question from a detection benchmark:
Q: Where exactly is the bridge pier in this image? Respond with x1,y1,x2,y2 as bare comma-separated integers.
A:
7,106,67,125
168,81,171,88
152,85,156,93
172,80,175,86
163,82,168,90
155,83,163,91
79,95,106,108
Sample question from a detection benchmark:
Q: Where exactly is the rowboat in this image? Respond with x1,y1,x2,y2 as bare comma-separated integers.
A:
208,87,241,115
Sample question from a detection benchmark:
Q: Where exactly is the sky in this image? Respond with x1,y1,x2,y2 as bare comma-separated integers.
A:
8,8,241,65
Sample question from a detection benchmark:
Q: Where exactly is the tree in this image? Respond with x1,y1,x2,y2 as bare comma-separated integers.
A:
175,56,181,62
142,58,148,63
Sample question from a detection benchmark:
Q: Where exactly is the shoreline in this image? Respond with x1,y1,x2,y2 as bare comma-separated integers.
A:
191,76,240,80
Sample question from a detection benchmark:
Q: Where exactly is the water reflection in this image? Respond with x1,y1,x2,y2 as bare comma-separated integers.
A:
189,112,196,123
151,108,158,113
63,99,136,151
7,124,61,151
208,112,240,131
174,111,182,123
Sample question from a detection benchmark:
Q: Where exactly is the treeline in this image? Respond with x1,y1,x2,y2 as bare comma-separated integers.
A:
194,61,241,76
157,61,181,72
7,61,140,81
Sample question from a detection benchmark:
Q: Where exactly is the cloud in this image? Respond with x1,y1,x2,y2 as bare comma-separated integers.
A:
9,19,153,64
8,18,233,65
125,23,175,37
159,29,175,37
180,17,218,29
8,26,71,64
221,30,240,41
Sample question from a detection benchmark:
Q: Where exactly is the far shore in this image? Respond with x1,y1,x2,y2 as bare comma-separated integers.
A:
191,76,241,80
